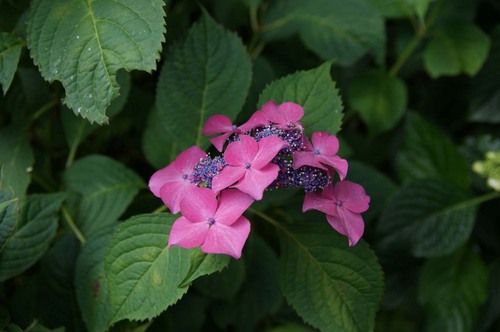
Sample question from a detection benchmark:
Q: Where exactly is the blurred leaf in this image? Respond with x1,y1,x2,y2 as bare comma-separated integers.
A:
5,324,23,332
27,0,166,124
418,248,488,332
348,70,407,136
364,0,418,19
194,257,246,301
397,112,470,188
156,12,252,152
266,324,316,332
0,191,18,251
278,222,383,332
63,155,144,236
179,249,230,287
476,260,500,332
0,193,66,282
258,62,343,135
424,23,490,78
105,214,191,325
142,105,177,169
0,125,34,198
262,0,385,66
0,32,24,95
409,0,431,23
0,307,9,330
75,224,116,332
238,0,262,8
378,179,476,257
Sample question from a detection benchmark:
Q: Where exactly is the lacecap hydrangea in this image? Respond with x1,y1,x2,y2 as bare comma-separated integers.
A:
149,101,370,258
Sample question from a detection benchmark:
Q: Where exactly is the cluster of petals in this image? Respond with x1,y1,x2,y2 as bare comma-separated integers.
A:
149,100,370,258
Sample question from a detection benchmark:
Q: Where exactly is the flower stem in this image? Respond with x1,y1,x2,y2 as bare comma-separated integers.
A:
152,204,168,214
30,99,58,123
62,205,86,244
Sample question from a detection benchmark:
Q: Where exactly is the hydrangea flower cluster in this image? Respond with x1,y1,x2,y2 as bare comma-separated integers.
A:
149,101,370,258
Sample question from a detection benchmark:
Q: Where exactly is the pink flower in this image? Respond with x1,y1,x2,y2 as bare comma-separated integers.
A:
168,188,254,259
148,146,206,214
212,135,288,200
292,132,348,180
260,100,304,129
302,181,370,246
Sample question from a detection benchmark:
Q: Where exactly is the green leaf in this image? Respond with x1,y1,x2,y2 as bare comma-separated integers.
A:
476,260,500,332
424,23,491,78
378,179,477,257
348,70,407,136
156,11,252,152
0,32,24,95
194,258,246,301
105,214,191,325
364,0,414,18
262,0,385,66
179,249,230,287
63,155,144,236
0,125,34,198
397,112,470,188
75,224,116,332
0,193,66,282
0,191,18,251
278,222,383,332
27,0,166,124
258,62,343,135
418,248,488,332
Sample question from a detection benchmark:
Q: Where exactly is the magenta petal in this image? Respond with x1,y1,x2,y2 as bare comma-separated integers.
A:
302,192,336,215
278,102,304,123
326,208,364,246
261,100,282,124
319,155,348,180
149,164,177,197
312,132,339,155
224,135,258,166
173,146,206,173
335,181,370,213
180,187,217,222
253,136,288,169
159,179,195,214
201,216,251,259
168,216,208,249
212,166,246,193
214,189,254,225
202,115,233,135
210,132,232,152
239,110,268,132
292,151,327,170
234,164,279,200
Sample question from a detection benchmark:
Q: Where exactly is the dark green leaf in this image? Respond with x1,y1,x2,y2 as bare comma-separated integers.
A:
348,70,407,136
0,193,66,282
258,62,343,135
27,0,166,124
194,257,246,301
0,32,24,95
105,214,191,324
179,249,230,287
262,0,385,66
0,191,18,251
476,260,500,332
424,23,490,78
63,155,144,236
278,222,383,332
378,179,476,257
418,248,488,332
156,12,252,152
397,112,470,188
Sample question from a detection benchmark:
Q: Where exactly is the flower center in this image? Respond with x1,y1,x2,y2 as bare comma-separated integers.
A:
231,124,238,130
182,174,188,180
207,217,216,226
335,200,343,207
313,149,321,156
244,162,252,169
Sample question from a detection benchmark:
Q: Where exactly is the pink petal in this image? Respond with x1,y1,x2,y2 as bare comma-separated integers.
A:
260,100,282,124
302,192,336,215
210,132,232,152
173,146,206,173
179,187,217,222
168,216,209,249
278,102,304,123
292,151,327,170
334,181,370,213
211,166,246,193
202,115,234,135
326,208,364,246
311,132,339,156
318,155,348,180
233,164,279,200
224,135,258,166
239,110,268,132
214,189,254,225
201,216,251,259
253,136,288,169
321,183,336,201
149,163,178,197
159,179,196,214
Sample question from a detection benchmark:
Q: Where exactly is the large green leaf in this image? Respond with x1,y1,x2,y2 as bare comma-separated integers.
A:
418,248,488,332
0,193,66,282
105,214,191,325
156,12,252,152
27,0,166,124
258,62,343,135
424,23,490,78
378,179,477,257
278,222,383,332
397,112,470,188
194,258,246,301
0,125,34,198
348,70,407,136
262,0,385,66
0,191,18,251
75,224,116,332
0,32,24,95
179,249,230,287
63,155,144,236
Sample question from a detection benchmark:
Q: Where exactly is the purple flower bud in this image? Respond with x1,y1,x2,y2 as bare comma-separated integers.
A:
192,155,227,189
